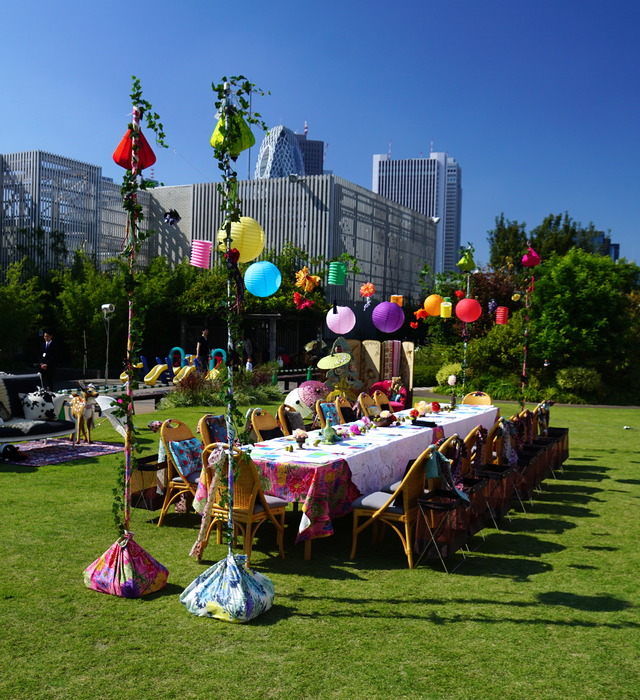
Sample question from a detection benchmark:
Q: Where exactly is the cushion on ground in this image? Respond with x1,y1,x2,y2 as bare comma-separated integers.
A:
0,419,76,439
19,390,58,421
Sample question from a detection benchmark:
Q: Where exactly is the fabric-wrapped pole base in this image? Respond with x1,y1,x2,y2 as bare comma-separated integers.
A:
83,532,169,598
180,552,274,623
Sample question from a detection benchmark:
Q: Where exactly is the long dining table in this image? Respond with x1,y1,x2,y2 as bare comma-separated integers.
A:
248,404,499,558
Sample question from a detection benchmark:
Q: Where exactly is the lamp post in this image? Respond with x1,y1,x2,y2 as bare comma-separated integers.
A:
102,303,115,384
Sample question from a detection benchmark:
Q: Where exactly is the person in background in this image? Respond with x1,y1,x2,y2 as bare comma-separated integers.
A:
39,331,57,390
196,328,210,374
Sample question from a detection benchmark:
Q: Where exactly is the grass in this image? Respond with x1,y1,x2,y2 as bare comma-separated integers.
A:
1,401,639,699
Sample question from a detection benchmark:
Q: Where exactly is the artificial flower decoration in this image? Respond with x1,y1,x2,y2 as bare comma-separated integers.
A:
431,402,441,413
163,209,181,225
360,282,376,309
409,408,419,419
447,375,457,387
414,308,429,320
454,290,465,299
488,299,498,314
410,322,419,329
293,292,315,310
512,293,522,302
292,428,308,439
295,266,321,293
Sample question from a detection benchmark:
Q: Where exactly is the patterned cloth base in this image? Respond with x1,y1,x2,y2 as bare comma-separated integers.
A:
180,552,274,623
83,532,169,598
1,439,124,466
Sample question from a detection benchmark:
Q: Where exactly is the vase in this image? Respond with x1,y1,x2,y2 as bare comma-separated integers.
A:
296,438,306,449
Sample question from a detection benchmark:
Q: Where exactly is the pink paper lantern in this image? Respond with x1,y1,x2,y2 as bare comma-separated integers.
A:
455,298,482,323
190,240,213,269
495,306,509,324
326,306,356,334
372,301,405,333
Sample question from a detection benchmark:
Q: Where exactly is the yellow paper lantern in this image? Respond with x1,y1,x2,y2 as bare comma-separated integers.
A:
440,297,452,318
390,295,404,307
217,217,265,263
423,294,443,316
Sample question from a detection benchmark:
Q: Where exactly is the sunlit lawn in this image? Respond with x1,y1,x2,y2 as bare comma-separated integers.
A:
1,401,638,699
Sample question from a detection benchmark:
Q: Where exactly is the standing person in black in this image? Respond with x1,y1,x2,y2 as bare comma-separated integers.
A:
39,331,57,390
196,328,210,374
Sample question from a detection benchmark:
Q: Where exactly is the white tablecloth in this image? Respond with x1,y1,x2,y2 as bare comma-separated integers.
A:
249,405,498,496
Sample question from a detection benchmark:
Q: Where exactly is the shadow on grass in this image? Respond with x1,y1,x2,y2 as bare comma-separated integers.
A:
524,502,598,519
500,517,577,534
0,463,39,474
272,592,638,628
615,478,640,485
478,532,565,557
559,465,610,482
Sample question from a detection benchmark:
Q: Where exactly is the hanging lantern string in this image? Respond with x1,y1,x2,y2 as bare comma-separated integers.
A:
521,273,535,409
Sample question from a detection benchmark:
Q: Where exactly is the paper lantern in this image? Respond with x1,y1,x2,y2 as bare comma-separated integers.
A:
112,129,157,171
326,306,356,334
495,306,509,324
372,301,405,333
217,217,265,263
327,262,347,285
424,294,443,316
457,249,476,272
522,246,541,268
440,297,452,319
190,240,213,269
455,298,482,322
390,295,404,306
244,261,282,298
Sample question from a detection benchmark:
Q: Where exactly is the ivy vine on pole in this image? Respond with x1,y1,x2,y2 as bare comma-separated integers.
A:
113,76,167,535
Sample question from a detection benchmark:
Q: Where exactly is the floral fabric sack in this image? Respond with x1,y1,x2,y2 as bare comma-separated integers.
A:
83,532,169,598
180,552,274,623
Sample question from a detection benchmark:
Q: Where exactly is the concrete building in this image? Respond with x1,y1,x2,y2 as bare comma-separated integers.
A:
149,174,437,307
372,151,462,273
0,150,151,271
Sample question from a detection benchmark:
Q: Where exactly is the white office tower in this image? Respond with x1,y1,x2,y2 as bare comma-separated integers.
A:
254,125,306,179
372,152,462,273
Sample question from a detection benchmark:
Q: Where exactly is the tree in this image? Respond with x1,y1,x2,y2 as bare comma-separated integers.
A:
530,248,640,399
529,212,608,260
0,260,46,367
487,214,528,272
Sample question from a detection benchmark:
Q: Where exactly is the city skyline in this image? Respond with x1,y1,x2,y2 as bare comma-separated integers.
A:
1,0,638,266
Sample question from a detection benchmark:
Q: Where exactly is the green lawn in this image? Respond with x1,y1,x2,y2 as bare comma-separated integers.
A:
1,402,639,699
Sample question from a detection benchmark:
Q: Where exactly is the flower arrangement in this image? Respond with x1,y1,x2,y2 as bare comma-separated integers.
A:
431,402,441,413
292,428,308,439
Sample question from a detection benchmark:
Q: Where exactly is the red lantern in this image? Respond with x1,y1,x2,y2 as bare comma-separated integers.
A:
113,129,157,171
455,298,482,323
495,306,509,324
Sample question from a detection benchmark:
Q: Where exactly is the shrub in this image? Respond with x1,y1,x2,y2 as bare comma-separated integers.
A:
555,367,603,394
414,344,459,387
436,362,462,387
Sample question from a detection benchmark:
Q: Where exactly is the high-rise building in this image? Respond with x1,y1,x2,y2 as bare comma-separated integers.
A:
254,125,305,179
372,151,462,272
295,122,324,175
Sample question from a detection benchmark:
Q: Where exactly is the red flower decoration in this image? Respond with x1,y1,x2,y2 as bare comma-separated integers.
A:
409,409,419,419
454,290,465,299
410,321,418,329
414,308,429,319
293,292,314,310
431,402,441,413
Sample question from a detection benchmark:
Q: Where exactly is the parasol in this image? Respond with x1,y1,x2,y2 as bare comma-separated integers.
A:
284,388,314,418
298,380,331,407
317,352,351,370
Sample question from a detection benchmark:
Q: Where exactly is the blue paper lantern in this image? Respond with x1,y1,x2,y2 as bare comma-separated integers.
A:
244,261,282,297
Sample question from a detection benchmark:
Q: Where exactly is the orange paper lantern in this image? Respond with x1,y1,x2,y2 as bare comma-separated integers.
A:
424,294,443,316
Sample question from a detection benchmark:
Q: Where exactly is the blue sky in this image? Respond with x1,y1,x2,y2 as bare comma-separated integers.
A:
2,0,638,265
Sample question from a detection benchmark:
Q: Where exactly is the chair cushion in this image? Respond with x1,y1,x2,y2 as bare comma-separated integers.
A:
204,414,227,442
19,390,58,421
284,410,306,433
254,494,288,513
258,427,284,441
171,470,200,485
0,402,11,421
0,374,42,418
168,438,203,477
320,402,340,426
352,491,403,514
0,419,75,439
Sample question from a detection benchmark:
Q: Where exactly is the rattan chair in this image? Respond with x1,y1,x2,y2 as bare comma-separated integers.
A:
157,419,202,526
373,390,391,412
250,408,283,442
335,396,358,424
197,444,286,563
315,400,340,429
350,445,433,569
197,414,227,445
358,392,378,418
461,391,492,405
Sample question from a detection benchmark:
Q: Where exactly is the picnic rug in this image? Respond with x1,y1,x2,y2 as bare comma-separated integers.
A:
1,439,125,467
